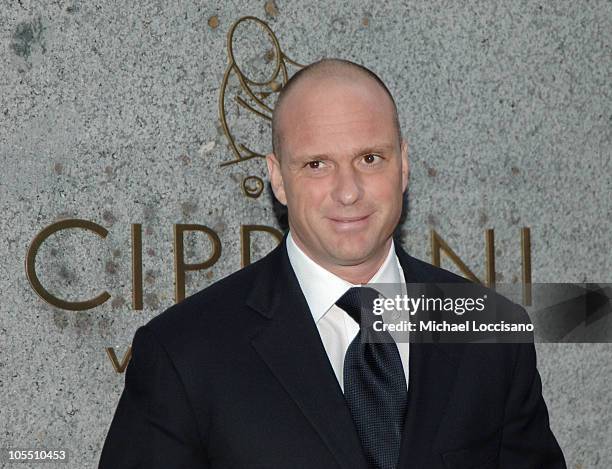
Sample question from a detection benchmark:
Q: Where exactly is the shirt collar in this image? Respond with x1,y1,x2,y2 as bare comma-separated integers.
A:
286,230,402,324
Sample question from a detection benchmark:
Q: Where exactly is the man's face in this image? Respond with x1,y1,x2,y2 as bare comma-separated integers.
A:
266,76,409,272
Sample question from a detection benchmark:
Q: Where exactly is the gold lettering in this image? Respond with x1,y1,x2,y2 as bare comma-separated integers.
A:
485,229,495,288
431,228,533,305
132,224,143,310
106,346,132,373
241,225,283,267
521,227,532,306
430,229,481,283
26,219,111,311
173,224,222,303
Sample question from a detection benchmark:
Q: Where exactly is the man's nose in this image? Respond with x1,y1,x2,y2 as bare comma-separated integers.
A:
331,165,362,205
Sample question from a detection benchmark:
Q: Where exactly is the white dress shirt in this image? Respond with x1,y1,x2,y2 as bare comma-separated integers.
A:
286,231,409,392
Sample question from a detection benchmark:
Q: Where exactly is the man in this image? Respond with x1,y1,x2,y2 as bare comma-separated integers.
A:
99,59,566,468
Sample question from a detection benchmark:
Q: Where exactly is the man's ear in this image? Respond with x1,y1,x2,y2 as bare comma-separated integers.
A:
266,152,287,206
400,138,409,193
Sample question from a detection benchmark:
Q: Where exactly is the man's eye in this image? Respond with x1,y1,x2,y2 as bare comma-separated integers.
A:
363,154,381,164
306,160,322,169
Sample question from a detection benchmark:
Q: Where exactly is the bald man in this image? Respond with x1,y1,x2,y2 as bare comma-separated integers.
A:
99,59,566,469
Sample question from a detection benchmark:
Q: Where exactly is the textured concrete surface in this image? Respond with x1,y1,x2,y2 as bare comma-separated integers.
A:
1,1,610,467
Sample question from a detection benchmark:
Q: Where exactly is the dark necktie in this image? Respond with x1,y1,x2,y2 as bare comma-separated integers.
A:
337,287,408,469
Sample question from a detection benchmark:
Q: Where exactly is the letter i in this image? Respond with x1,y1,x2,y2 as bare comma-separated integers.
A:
132,224,143,310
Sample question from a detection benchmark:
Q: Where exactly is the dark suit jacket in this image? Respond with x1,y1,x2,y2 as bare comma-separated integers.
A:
99,235,566,469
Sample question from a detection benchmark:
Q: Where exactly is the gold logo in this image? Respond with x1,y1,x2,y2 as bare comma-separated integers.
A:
218,16,305,198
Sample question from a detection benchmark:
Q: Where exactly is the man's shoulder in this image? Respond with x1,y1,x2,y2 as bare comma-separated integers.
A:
399,249,532,329
398,249,470,284
143,246,279,347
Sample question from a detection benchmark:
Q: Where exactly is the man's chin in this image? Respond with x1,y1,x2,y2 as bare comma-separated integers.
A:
325,244,378,267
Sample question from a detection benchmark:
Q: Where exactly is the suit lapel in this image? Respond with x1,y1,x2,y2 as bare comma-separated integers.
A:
395,244,465,467
247,235,369,469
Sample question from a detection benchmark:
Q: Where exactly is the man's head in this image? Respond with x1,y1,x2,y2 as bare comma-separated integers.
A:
266,58,409,282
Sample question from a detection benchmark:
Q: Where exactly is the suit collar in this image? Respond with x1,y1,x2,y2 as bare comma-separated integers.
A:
285,230,404,324
393,237,421,283
285,230,353,323
244,232,289,319
245,234,463,370
246,233,416,317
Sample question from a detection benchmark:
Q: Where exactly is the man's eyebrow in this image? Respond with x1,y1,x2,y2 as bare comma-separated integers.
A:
352,144,396,155
293,144,397,162
293,153,330,161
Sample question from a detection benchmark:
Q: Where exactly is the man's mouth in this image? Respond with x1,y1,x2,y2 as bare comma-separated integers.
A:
327,214,371,231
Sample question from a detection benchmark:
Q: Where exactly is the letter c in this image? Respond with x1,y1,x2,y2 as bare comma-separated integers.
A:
26,219,111,311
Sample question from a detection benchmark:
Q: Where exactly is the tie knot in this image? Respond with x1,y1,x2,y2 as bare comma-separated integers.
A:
335,286,380,326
